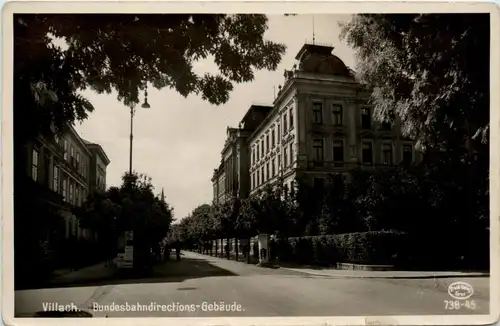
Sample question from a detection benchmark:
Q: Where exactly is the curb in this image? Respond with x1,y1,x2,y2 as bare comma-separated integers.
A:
279,268,490,279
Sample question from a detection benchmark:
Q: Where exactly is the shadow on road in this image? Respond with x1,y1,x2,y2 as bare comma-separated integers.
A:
27,257,238,290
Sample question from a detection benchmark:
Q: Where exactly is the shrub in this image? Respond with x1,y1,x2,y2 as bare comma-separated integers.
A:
275,230,409,266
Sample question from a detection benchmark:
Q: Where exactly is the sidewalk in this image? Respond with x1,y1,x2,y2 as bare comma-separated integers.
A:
189,250,489,279
279,267,489,279
48,262,117,286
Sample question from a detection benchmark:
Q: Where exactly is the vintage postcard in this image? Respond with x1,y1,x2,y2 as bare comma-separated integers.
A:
2,1,499,325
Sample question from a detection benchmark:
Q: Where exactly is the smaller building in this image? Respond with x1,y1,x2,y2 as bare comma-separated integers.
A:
83,140,111,195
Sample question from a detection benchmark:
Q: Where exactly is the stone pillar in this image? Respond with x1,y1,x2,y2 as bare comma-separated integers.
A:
257,234,269,263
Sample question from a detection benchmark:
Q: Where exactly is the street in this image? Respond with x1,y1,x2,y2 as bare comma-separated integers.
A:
15,251,490,317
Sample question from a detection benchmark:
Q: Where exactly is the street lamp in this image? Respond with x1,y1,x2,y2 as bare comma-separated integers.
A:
129,85,151,175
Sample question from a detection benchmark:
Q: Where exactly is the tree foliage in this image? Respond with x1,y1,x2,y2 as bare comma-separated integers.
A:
78,171,174,253
14,14,287,142
174,159,488,266
340,14,489,153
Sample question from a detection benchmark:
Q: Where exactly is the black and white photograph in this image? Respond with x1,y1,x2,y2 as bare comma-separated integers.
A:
3,2,499,324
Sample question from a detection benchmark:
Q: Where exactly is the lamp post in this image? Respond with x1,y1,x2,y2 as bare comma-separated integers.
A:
128,85,151,175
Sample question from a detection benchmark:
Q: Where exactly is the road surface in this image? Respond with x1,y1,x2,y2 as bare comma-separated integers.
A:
15,251,491,317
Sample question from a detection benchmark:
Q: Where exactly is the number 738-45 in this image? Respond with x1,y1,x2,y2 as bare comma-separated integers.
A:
444,300,476,310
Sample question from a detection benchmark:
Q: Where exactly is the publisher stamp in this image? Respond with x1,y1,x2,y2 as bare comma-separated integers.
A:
444,281,476,310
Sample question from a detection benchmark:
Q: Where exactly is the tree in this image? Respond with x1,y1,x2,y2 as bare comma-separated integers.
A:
215,198,240,259
292,178,323,236
340,14,489,154
14,14,287,143
166,223,182,247
189,204,214,253
78,171,174,267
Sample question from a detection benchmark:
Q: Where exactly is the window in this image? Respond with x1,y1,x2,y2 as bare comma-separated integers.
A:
75,186,80,206
251,173,255,189
313,102,323,124
332,104,343,125
53,166,59,192
266,134,270,153
283,113,288,134
271,129,276,148
266,163,270,181
381,121,392,130
382,110,394,130
333,140,344,162
289,108,294,129
32,149,39,181
64,141,69,160
402,145,413,163
272,158,276,176
261,140,264,156
289,143,294,165
313,139,324,162
382,143,393,165
70,146,74,165
277,124,281,142
76,152,80,171
261,166,265,183
362,142,373,164
256,144,260,161
284,147,288,167
361,108,371,129
257,170,260,186
277,153,281,171
62,178,67,201
69,182,74,204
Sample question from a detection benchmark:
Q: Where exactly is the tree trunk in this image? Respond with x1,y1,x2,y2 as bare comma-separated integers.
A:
215,239,218,256
209,240,213,256
246,237,251,264
226,238,230,259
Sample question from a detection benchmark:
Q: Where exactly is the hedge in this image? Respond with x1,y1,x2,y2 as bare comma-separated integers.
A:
271,230,409,266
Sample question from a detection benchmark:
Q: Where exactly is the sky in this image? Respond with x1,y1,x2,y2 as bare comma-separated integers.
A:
73,14,357,220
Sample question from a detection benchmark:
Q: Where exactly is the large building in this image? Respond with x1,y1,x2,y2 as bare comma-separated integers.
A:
211,105,272,205
212,43,422,201
23,123,110,241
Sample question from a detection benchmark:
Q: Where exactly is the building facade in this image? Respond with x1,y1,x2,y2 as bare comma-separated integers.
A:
211,105,273,204
24,123,110,241
212,43,422,201
83,140,111,196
